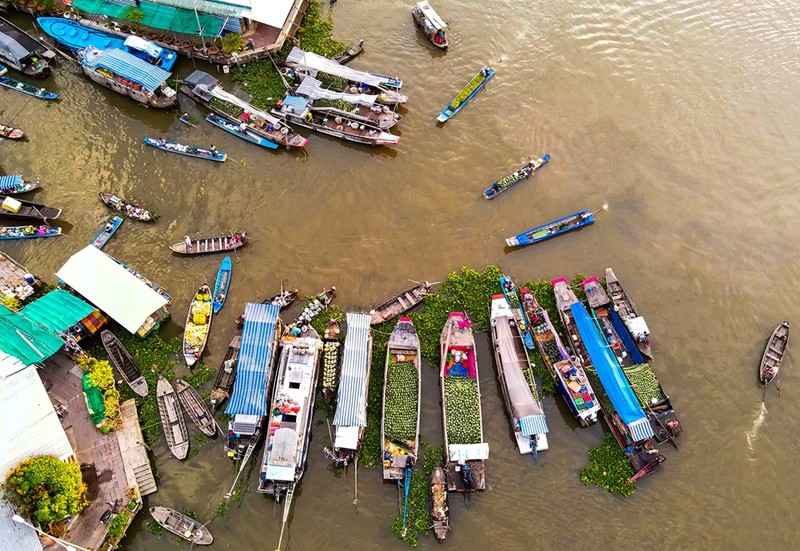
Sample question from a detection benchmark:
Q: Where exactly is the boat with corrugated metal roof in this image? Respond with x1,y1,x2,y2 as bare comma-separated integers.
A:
0,17,53,77
0,175,38,195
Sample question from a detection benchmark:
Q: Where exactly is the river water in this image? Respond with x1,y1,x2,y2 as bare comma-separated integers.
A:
2,0,799,548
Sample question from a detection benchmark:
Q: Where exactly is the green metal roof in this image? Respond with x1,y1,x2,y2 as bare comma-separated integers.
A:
0,306,64,366
20,289,95,334
72,0,226,38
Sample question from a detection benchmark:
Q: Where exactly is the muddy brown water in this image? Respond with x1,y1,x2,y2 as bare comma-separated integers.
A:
2,0,799,548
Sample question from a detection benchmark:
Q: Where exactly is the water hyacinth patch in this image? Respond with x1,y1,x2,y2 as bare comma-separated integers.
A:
443,377,481,444
384,361,418,441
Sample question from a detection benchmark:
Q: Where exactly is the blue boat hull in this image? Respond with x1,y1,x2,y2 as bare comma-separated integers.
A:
499,276,535,350
437,67,495,122
483,154,550,200
505,210,595,248
213,256,232,313
143,137,227,161
91,216,123,249
0,225,62,240
206,114,279,150
0,73,58,99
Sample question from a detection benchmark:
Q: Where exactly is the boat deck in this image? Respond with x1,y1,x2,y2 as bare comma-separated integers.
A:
0,251,39,302
445,461,485,492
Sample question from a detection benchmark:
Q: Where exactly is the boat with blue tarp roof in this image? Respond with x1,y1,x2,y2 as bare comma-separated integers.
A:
206,113,279,150
0,174,39,195
505,209,594,248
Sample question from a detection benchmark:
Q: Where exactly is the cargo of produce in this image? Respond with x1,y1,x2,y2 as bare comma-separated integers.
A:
322,341,340,400
622,363,665,405
383,361,418,441
443,377,482,444
449,73,486,109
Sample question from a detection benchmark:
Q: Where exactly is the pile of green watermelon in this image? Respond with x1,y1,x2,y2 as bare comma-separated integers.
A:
384,361,419,441
443,377,482,444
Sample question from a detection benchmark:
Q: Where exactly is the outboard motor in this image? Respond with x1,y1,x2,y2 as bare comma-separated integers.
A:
461,465,474,491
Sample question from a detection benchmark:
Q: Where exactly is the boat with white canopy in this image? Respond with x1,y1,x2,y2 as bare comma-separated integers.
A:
412,1,448,49
295,76,401,129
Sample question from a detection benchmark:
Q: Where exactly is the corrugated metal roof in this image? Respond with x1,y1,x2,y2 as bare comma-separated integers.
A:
282,95,309,112
225,303,279,417
0,307,64,366
19,289,94,334
82,47,170,92
0,498,41,551
332,313,372,428
0,175,22,191
518,415,548,436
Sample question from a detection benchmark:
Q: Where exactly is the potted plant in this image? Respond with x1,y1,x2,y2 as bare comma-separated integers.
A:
207,45,220,56
222,32,244,55
124,7,145,34
146,31,158,41
180,39,193,49
193,42,204,52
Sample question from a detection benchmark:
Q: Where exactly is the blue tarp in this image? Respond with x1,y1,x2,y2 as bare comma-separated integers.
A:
0,175,22,190
225,302,279,417
282,95,309,113
82,48,170,92
332,313,372,428
570,302,654,442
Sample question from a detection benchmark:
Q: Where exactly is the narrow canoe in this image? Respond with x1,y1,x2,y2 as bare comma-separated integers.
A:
0,73,57,100
212,256,231,313
101,330,148,397
235,288,298,325
179,113,195,126
175,378,216,436
0,224,61,240
333,39,365,64
437,66,495,122
0,175,39,195
483,154,551,200
155,376,189,459
169,232,247,255
505,209,594,247
210,335,241,410
206,113,279,150
430,466,450,542
760,321,789,385
183,283,213,367
98,192,153,222
0,123,24,139
288,287,336,330
0,196,62,221
498,275,535,350
143,137,227,162
90,216,123,249
370,281,432,325
149,507,212,545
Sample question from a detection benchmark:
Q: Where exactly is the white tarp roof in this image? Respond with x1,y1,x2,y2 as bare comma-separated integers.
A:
286,46,388,87
0,353,73,479
448,443,489,462
0,499,40,551
56,246,168,334
241,0,295,29
296,76,377,106
334,425,360,450
625,316,650,337
124,35,163,58
417,1,447,30
208,85,282,126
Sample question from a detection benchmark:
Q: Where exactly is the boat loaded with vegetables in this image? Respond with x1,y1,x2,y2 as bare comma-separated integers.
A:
183,283,213,367
505,209,594,247
430,466,450,542
440,312,488,494
99,192,153,221
483,154,550,200
286,287,336,333
143,137,227,162
321,319,342,404
437,66,495,122
205,113,279,150
0,66,57,100
498,275,535,350
0,224,61,240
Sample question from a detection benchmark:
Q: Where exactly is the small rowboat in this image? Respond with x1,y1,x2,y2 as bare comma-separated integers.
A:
149,507,212,545
437,66,495,123
90,216,123,249
99,192,153,222
430,466,450,542
0,73,58,100
0,195,62,221
760,321,789,385
210,335,240,410
498,275,535,350
179,113,196,126
0,175,39,195
483,154,551,200
206,113,278,150
212,256,231,313
169,231,247,255
0,224,61,240
333,39,364,64
412,1,448,49
175,378,216,437
370,281,432,325
101,330,148,397
505,209,594,248
183,283,213,367
143,137,227,162
0,123,24,139
235,287,298,325
156,376,189,459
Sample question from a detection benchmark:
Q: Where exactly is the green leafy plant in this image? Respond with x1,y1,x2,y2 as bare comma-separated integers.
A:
579,433,636,496
107,513,129,539
223,33,244,55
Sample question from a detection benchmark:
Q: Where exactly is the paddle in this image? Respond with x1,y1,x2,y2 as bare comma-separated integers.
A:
591,203,609,216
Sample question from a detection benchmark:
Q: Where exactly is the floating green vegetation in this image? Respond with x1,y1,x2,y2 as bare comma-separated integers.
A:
390,442,443,547
185,365,215,388
279,0,346,58
214,500,229,517
146,521,164,535
579,433,636,496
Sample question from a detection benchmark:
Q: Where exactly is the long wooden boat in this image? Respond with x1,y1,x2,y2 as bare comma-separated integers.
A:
99,192,153,222
175,378,216,437
483,154,550,200
90,216,123,249
604,268,652,359
205,113,278,150
332,39,365,64
236,288,298,325
412,1,448,49
381,317,422,479
430,466,450,542
155,376,189,459
0,17,52,77
760,321,789,385
321,319,342,404
498,275,534,350
308,103,401,130
0,224,61,240
0,175,38,195
143,137,227,162
183,284,213,367
489,296,548,455
437,66,495,122
169,231,247,255
212,256,231,313
0,124,24,139
101,330,148,397
440,312,487,494
287,287,336,331
0,72,58,100
370,281,431,325
505,209,594,248
210,335,241,410
0,196,61,221
149,507,212,545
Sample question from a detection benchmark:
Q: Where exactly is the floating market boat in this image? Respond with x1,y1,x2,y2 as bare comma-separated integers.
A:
235,287,298,325
430,466,450,542
605,267,652,359
0,224,60,240
175,378,216,437
79,47,177,108
412,1,448,49
332,39,365,64
293,75,402,129
37,17,178,70
285,46,404,89
205,113,278,150
489,296,548,455
0,196,61,221
149,507,212,545
483,154,550,200
321,319,342,404
437,66,494,122
281,67,407,106
440,312,487,494
760,321,789,385
90,216,123,249
143,137,227,162
101,330,148,397
519,286,600,426
381,317,421,479
498,275,534,350
179,113,194,126
0,175,38,195
506,209,594,247
156,375,189,459
212,256,231,313
180,71,308,148
169,231,247,255
0,68,57,100
183,283,213,367
370,281,432,325
210,335,241,411
0,17,53,77
287,287,336,332
0,124,24,139
98,192,153,221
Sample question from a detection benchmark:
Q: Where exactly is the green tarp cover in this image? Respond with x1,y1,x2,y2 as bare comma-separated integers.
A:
0,306,64,365
72,0,225,38
82,372,105,425
19,289,95,334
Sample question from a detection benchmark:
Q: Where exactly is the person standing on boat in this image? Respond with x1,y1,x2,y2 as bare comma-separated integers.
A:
210,145,218,155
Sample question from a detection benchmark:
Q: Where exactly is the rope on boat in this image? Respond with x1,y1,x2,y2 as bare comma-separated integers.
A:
225,442,256,498
275,486,294,551
352,455,359,506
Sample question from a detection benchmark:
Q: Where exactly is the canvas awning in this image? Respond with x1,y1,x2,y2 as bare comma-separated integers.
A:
332,313,372,428
19,289,95,334
82,48,170,92
123,35,163,58
296,76,378,106
417,1,447,30
55,246,169,335
286,46,391,88
0,31,30,63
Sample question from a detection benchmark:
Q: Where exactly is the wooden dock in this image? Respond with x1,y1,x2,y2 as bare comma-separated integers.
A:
0,251,40,302
118,399,158,496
